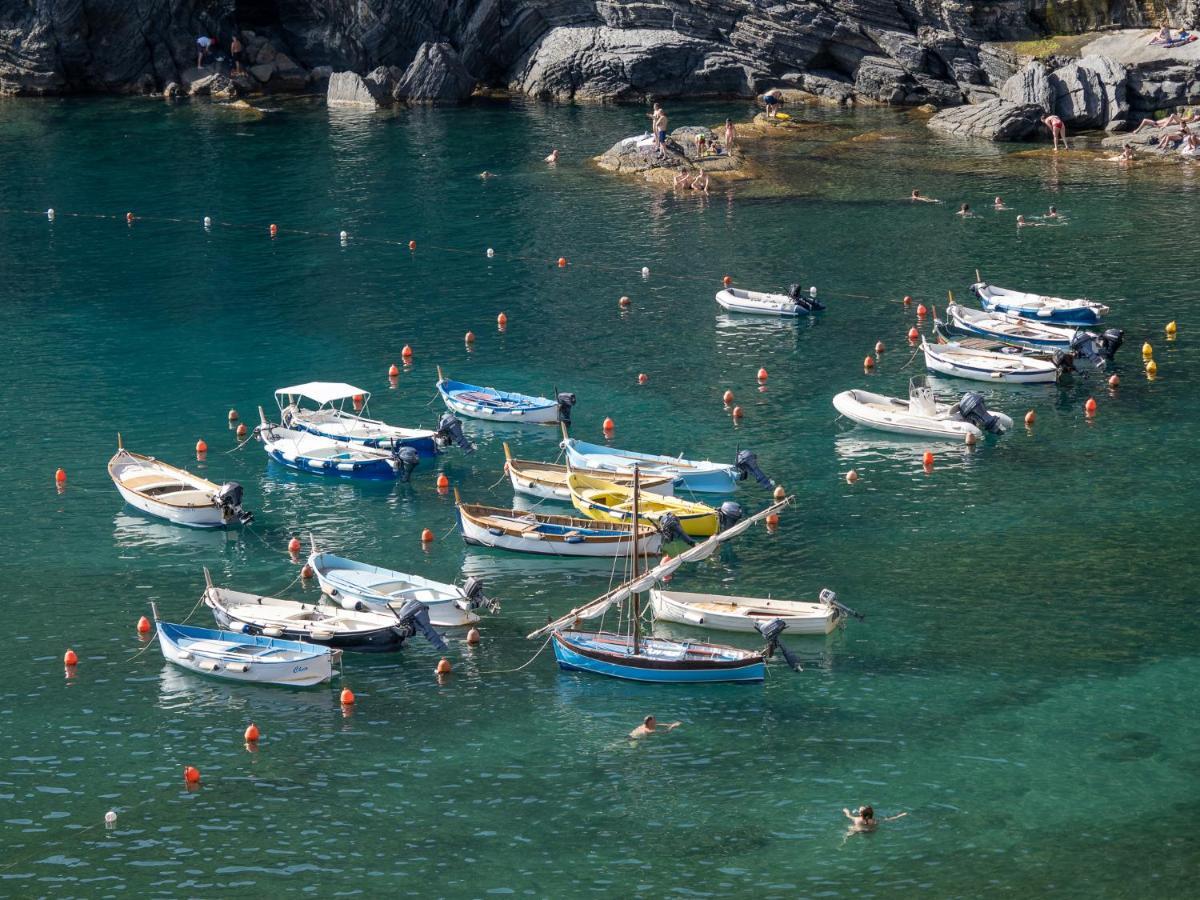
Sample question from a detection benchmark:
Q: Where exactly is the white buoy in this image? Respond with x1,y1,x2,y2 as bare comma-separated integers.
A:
809,286,818,298
105,810,117,825
486,247,495,258
46,208,55,221
339,230,348,241
641,266,650,278
203,216,212,229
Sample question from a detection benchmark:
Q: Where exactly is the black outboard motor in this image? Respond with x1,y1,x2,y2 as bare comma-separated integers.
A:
436,412,474,454
216,482,253,524
755,618,802,672
556,392,577,426
657,513,696,546
954,391,1008,435
1098,327,1124,362
820,588,864,623
391,598,448,651
391,445,420,482
734,449,772,487
1051,348,1077,378
1069,328,1124,371
461,576,499,613
717,501,744,532
787,283,825,312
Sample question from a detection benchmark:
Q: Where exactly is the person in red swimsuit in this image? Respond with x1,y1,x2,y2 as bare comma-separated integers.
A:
1042,114,1070,150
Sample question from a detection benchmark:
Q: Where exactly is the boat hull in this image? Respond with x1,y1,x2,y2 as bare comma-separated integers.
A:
649,589,838,635
437,377,560,424
947,303,1076,349
309,552,480,627
155,622,336,687
208,606,406,653
507,460,676,501
114,482,231,527
564,441,737,494
832,390,988,440
264,446,399,480
551,631,765,683
289,420,439,457
457,507,663,557
972,282,1107,327
715,289,803,317
922,341,1058,384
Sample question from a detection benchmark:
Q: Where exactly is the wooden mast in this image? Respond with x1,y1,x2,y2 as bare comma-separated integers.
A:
631,465,641,655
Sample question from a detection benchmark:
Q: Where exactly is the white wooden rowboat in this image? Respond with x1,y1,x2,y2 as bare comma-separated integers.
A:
921,337,1060,384
649,588,851,634
971,281,1108,327
503,443,675,501
108,438,251,528
456,495,664,558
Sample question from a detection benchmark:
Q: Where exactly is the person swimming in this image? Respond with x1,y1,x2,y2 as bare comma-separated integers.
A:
1046,205,1059,218
957,203,974,217
910,189,939,203
843,805,907,834
993,196,1008,210
544,149,559,164
630,715,681,739
478,171,496,179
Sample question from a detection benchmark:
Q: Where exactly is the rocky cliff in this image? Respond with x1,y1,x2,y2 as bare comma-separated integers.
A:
0,0,1192,104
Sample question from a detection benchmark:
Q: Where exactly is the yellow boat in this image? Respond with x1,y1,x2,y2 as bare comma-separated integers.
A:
567,470,719,537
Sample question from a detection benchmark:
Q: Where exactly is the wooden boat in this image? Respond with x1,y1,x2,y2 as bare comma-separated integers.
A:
257,409,418,480
150,602,339,687
108,437,252,528
436,366,574,425
568,470,721,537
934,315,1123,372
528,477,799,685
971,281,1108,327
503,443,675,501
308,545,494,627
562,426,765,494
649,588,860,635
832,377,1013,439
715,285,823,317
201,569,446,653
921,337,1060,384
455,492,663,558
946,302,1078,349
275,381,441,457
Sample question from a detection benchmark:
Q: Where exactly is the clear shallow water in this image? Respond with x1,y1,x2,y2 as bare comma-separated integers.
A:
0,96,1197,896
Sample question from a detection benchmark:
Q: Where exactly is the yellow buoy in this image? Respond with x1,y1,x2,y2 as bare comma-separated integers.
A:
1166,321,1177,336
1146,359,1158,378
1142,342,1153,359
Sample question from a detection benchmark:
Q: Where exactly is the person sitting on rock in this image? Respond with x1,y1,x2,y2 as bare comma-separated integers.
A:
196,35,213,69
672,167,691,189
1042,114,1070,151
1149,23,1173,45
1180,131,1200,156
1120,143,1136,161
691,170,710,193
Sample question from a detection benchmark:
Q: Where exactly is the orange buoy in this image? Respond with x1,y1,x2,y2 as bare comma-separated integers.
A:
436,658,452,675
388,363,400,377
757,367,768,382
637,373,648,385
1108,374,1120,387
63,648,78,666
401,344,413,359
236,423,248,438
436,473,450,491
922,450,934,468
195,438,208,456
863,355,875,369
765,512,780,527
301,563,314,579
722,390,734,406
875,341,885,354
227,409,238,422
732,406,744,418
408,240,416,250
1085,396,1098,416
55,468,67,485
421,528,434,543
287,536,301,554
917,303,928,317
269,223,278,237
464,331,475,344
907,327,919,342
126,211,134,224
903,295,912,306
772,485,785,501
603,417,615,432
618,296,631,308
557,257,567,268
183,766,201,784
722,275,732,287
1024,410,1036,427
340,687,355,705
466,627,480,645
846,469,859,483
136,616,151,634
244,723,260,743
497,312,508,327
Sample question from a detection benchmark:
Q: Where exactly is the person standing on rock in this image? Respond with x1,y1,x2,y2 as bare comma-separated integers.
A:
196,35,213,69
230,33,244,76
1042,114,1070,151
651,103,668,158
724,118,736,155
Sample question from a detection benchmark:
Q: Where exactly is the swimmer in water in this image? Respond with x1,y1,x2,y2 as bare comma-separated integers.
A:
843,805,907,835
478,171,496,179
993,196,1008,210
545,149,559,164
691,170,710,193
1046,205,1059,219
630,715,681,739
910,189,940,203
957,202,974,217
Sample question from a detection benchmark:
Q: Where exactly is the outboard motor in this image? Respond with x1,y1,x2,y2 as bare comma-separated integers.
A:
1070,328,1124,371
1051,348,1077,378
717,501,744,532
436,412,474,454
391,598,448,651
787,283,825,312
657,513,696,546
734,449,772,487
556,392,577,427
216,482,253,524
391,445,420,482
953,391,1008,435
820,588,864,624
461,576,499,613
755,618,802,672
1098,327,1124,362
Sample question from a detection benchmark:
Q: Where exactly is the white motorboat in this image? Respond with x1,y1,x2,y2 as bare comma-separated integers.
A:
275,381,447,456
832,377,1013,440
649,588,858,635
108,438,251,528
715,285,823,317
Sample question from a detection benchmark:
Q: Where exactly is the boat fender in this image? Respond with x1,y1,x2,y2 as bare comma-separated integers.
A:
953,392,1007,435
565,534,584,544
717,502,744,532
435,412,474,454
556,392,577,426
734,450,772,487
487,526,504,536
391,445,420,482
658,513,696,546
755,618,802,672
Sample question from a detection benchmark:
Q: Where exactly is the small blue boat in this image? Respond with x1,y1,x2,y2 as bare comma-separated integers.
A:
971,282,1109,327
436,366,574,425
563,436,770,495
551,631,766,683
946,303,1078,348
275,382,442,457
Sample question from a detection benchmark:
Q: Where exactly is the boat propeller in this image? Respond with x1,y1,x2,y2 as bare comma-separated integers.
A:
820,588,863,623
755,618,802,672
390,445,420,482
436,412,475,453
389,599,448,650
657,513,695,546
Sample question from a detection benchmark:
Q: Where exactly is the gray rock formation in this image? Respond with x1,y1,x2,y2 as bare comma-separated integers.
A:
396,42,475,103
927,99,1044,140
1052,55,1128,129
326,72,377,108
595,126,741,176
1000,61,1055,112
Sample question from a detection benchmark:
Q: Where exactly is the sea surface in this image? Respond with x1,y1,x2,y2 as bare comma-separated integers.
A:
0,96,1196,897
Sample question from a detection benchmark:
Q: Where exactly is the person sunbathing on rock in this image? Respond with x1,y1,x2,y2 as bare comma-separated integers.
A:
1157,122,1190,150
1149,24,1173,45
1180,132,1200,155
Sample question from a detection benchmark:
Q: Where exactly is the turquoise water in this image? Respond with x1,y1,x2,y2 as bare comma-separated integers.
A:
1,96,1197,896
